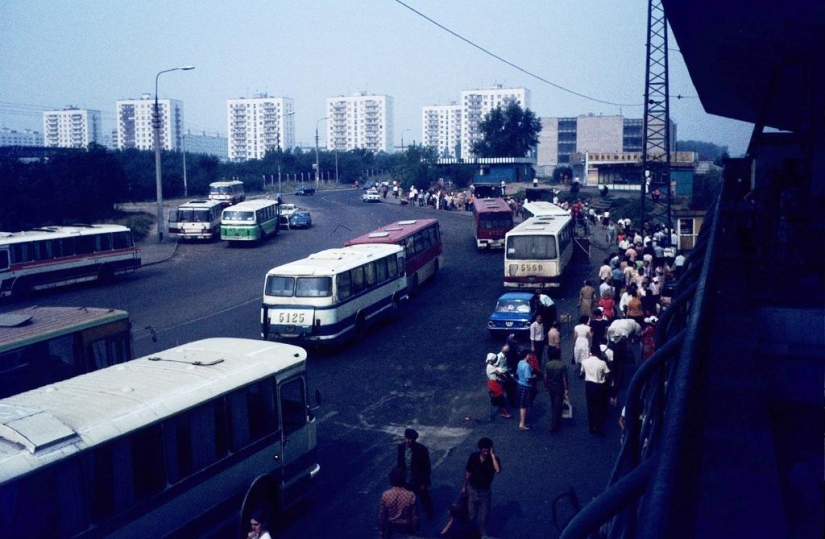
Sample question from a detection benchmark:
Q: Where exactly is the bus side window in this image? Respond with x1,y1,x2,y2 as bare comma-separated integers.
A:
351,266,365,294
337,272,352,300
376,257,388,283
227,380,279,452
388,255,400,278
280,376,307,434
364,262,376,288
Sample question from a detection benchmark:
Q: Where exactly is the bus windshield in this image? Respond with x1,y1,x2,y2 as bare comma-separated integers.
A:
481,215,512,229
176,209,212,222
223,210,254,221
506,235,558,259
266,276,332,297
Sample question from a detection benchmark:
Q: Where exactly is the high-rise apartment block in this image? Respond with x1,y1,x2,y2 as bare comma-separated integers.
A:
183,130,229,161
459,86,530,159
42,107,100,148
227,95,295,162
326,93,393,153
422,104,462,158
115,95,184,151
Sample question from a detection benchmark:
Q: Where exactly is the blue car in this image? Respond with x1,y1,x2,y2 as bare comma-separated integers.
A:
288,210,312,229
487,292,538,339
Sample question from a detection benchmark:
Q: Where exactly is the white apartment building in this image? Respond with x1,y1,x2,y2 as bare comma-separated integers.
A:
226,95,295,162
326,92,393,153
422,104,462,158
460,85,530,159
42,108,100,148
0,128,43,147
116,95,184,151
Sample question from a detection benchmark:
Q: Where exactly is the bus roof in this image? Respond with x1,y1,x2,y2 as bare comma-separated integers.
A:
343,219,438,246
222,199,278,212
0,306,129,355
522,201,570,218
507,215,572,236
0,338,307,478
177,199,224,209
209,180,244,187
267,244,404,277
0,224,132,245
472,197,511,214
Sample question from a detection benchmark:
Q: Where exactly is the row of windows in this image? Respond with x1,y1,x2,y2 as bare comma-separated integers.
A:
336,253,401,301
0,376,307,536
402,225,441,259
7,231,135,264
222,204,277,223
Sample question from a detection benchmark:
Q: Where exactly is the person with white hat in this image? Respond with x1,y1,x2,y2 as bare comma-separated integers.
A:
641,316,658,362
486,353,512,419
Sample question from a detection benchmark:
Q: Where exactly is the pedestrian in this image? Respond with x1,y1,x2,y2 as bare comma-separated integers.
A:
379,467,419,539
573,315,591,367
440,501,481,539
501,338,520,405
486,353,512,419
607,318,642,387
581,346,611,434
247,510,272,539
641,316,658,362
599,289,616,320
461,437,501,537
529,313,546,362
397,428,433,519
516,352,536,430
543,351,569,432
589,307,610,346
546,321,561,360
579,279,597,318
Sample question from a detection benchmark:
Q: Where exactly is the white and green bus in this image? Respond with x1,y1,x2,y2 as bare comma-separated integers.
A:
262,244,408,345
221,200,280,243
0,337,319,538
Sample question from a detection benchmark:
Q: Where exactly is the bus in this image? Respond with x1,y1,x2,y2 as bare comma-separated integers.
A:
521,200,570,220
209,180,246,206
168,199,224,241
0,306,131,399
504,214,574,290
221,200,280,244
344,219,443,295
472,198,513,250
261,244,407,345
0,338,319,538
0,224,141,299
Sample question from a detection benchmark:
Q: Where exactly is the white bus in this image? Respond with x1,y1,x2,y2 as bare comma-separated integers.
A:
262,244,407,344
504,214,574,290
0,338,319,538
0,224,141,299
521,200,570,220
167,199,224,241
209,180,246,206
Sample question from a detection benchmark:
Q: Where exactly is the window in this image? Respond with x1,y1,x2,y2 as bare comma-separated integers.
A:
266,276,294,297
679,219,694,236
280,377,307,434
506,235,558,260
388,256,399,278
351,266,365,294
165,400,229,482
364,262,376,287
337,272,352,300
296,277,332,297
375,257,388,283
227,379,278,452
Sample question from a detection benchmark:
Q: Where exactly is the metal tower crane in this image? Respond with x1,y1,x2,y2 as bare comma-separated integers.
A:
641,0,673,237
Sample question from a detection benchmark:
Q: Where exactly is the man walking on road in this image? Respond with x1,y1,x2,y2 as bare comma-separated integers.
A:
397,428,433,519
544,353,569,432
461,437,502,537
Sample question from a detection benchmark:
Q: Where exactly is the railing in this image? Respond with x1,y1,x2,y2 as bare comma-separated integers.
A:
561,186,724,539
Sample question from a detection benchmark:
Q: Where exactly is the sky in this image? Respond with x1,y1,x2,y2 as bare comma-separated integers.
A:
1,0,753,155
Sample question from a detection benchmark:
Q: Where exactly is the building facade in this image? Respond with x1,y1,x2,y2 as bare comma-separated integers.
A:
326,93,393,153
459,85,530,159
227,95,295,162
42,108,100,148
421,104,462,158
116,95,184,151
0,128,43,147
183,130,229,160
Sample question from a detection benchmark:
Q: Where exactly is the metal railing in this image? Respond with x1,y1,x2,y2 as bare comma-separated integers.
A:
561,186,723,539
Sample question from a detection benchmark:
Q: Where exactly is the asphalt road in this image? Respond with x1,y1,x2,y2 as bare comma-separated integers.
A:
3,189,622,538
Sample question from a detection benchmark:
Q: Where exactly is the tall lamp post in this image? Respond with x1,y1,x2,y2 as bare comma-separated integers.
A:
315,116,329,185
154,65,194,242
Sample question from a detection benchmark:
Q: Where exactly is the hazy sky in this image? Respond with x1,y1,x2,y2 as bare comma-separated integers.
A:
1,0,752,155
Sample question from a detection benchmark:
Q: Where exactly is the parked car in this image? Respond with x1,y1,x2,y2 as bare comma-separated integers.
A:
362,188,381,202
289,210,312,228
295,186,315,196
279,203,298,225
487,292,537,339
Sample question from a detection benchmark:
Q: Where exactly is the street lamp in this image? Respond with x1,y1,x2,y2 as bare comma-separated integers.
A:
154,65,194,243
277,110,296,194
315,116,328,186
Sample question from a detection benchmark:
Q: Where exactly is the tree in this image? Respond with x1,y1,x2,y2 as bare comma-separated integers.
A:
471,102,541,158
392,145,438,190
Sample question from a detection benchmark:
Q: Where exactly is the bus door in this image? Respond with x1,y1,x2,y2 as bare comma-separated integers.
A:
278,375,314,504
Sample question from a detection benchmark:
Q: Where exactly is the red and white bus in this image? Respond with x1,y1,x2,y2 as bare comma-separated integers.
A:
344,219,443,296
0,224,141,299
472,198,514,250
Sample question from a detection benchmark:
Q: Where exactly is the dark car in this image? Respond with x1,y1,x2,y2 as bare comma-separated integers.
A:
289,210,312,228
487,292,538,339
295,186,316,196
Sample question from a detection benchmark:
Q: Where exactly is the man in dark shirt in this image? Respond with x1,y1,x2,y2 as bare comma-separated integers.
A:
589,308,610,346
396,428,433,518
544,354,569,432
461,437,501,537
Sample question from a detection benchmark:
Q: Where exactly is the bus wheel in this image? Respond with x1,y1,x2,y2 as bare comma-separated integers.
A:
409,274,419,296
98,264,114,283
239,475,279,538
11,278,30,300
353,313,367,342
391,295,402,320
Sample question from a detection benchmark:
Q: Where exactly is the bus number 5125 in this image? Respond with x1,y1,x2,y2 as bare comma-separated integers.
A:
279,312,306,324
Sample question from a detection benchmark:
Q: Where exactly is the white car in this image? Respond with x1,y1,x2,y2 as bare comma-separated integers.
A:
362,188,381,202
279,203,298,225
